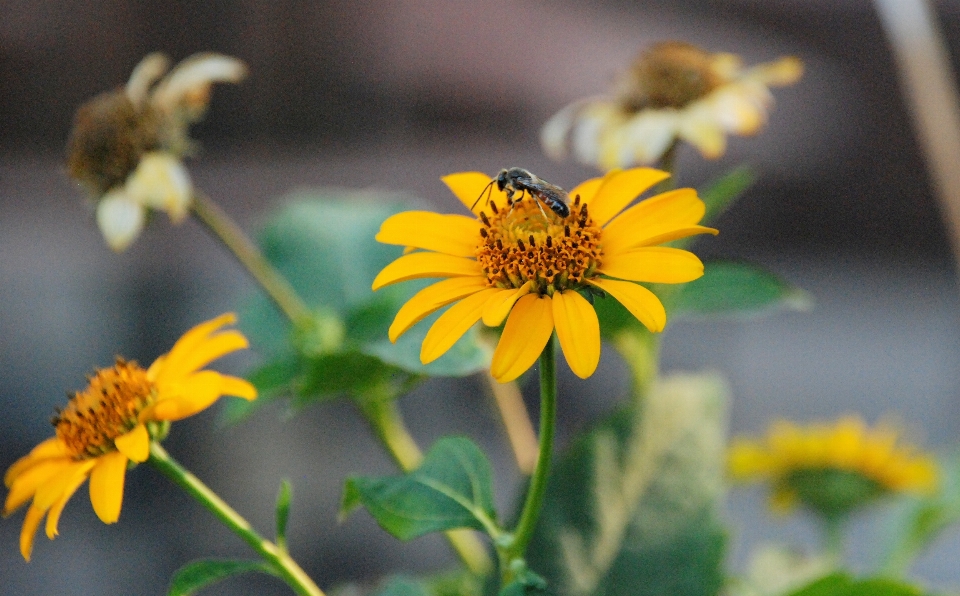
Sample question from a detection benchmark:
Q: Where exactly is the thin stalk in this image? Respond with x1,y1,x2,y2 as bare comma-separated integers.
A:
360,398,493,575
501,337,557,584
484,371,539,474
148,442,324,596
190,190,311,324
822,515,846,565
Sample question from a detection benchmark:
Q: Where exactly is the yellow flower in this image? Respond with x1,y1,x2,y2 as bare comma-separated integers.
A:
3,313,256,561
66,52,247,251
729,416,939,517
542,42,803,169
372,167,717,383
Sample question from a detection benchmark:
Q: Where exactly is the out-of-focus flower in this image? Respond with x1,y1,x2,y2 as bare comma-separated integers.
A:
372,167,717,383
542,42,802,170
3,313,256,561
66,52,246,250
729,416,938,518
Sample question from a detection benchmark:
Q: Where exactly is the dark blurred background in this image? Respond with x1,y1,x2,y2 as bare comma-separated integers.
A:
3,1,960,594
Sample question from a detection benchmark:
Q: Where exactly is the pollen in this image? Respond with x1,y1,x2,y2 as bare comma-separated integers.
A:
53,358,156,459
476,196,602,296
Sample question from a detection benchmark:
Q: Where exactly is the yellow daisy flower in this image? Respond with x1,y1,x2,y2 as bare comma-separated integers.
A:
67,52,247,251
729,416,939,517
3,313,256,561
542,41,803,169
372,167,718,383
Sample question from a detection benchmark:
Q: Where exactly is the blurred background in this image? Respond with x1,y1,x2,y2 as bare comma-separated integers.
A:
3,0,960,593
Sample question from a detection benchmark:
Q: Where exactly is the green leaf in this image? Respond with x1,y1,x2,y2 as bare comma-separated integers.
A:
785,573,926,596
167,559,278,596
275,479,292,548
698,165,756,229
670,260,812,319
374,576,432,596
341,436,499,540
525,373,730,596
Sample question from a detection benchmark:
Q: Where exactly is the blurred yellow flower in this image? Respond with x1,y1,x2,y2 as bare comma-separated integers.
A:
729,416,938,517
66,52,247,251
372,167,717,383
542,42,802,169
3,313,256,561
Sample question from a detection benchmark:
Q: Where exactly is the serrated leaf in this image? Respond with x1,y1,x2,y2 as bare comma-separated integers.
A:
525,373,729,596
341,436,499,540
167,559,278,596
670,260,812,319
785,573,926,596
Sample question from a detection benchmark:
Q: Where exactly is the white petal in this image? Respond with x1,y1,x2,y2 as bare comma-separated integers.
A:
614,110,678,166
151,53,247,115
97,190,145,252
126,153,193,222
572,102,621,166
125,53,171,108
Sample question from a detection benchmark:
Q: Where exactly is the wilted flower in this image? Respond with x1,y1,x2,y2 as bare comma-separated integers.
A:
66,52,246,250
542,42,802,169
372,167,717,383
729,416,938,519
3,313,256,561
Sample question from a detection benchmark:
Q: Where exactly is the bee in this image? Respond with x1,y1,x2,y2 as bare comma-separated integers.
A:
472,167,571,218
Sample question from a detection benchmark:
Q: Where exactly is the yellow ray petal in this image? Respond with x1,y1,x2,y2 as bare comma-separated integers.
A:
155,330,249,385
220,375,257,401
568,175,606,205
376,211,482,257
599,247,704,283
4,458,70,515
389,276,490,342
372,252,482,291
490,294,554,383
552,291,600,379
114,424,150,463
481,282,533,327
88,451,128,524
588,278,666,333
586,168,672,226
421,288,501,364
45,463,94,539
5,437,67,487
159,313,237,373
33,460,93,511
679,113,726,160
601,188,707,254
20,503,46,561
441,172,510,214
149,370,223,421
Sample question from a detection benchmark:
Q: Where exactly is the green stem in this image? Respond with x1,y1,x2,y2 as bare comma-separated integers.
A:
190,190,312,324
360,397,494,576
501,337,558,584
822,515,846,565
613,330,660,403
148,442,324,596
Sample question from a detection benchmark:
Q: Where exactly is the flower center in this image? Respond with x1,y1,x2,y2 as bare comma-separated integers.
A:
53,358,156,459
476,196,602,296
618,42,721,111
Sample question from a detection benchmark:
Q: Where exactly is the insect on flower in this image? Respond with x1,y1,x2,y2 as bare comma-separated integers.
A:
472,167,571,219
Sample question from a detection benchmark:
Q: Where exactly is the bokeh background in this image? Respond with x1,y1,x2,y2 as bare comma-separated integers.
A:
3,0,960,594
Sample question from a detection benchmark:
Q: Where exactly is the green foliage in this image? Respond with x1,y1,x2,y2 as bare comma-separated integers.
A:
167,559,278,595
341,436,500,540
369,572,485,596
785,573,927,596
697,165,757,230
232,191,490,418
524,373,729,596
275,479,292,549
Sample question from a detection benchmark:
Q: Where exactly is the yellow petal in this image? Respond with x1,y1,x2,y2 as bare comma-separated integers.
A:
588,278,666,333
88,451,128,524
441,172,510,214
372,252,482,291
568,175,606,205
599,247,704,283
586,168,671,226
151,314,237,382
490,294,555,383
155,330,248,386
45,463,93,539
601,188,707,254
552,291,600,379
421,288,501,364
5,459,67,516
376,211,482,257
389,276,490,342
481,282,533,327
749,56,803,86
20,503,46,561
5,437,67,487
114,424,150,463
220,375,257,401
149,370,223,421
678,112,727,160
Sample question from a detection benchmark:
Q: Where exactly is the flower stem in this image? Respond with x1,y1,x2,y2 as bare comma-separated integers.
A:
822,515,846,565
190,190,312,324
501,337,557,584
147,442,324,596
360,398,493,576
